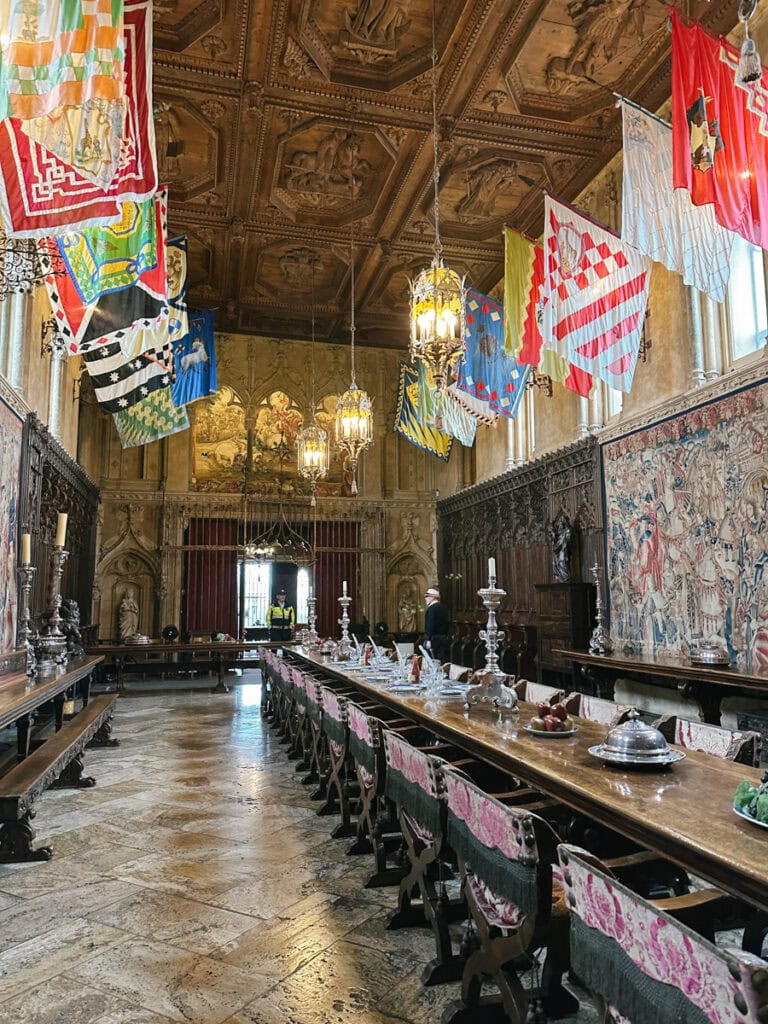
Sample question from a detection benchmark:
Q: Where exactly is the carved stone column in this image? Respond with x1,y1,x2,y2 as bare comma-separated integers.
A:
687,287,706,387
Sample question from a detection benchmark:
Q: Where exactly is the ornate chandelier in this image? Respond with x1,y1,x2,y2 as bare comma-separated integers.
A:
296,270,329,506
244,514,313,565
408,0,466,391
335,231,373,495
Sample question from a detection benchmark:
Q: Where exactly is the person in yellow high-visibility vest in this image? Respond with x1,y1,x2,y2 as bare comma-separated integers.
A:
266,589,295,641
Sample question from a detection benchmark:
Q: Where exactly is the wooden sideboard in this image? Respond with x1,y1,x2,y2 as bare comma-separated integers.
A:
534,583,594,687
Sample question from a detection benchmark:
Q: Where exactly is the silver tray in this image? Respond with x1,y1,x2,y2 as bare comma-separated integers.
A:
688,651,730,666
588,744,686,767
733,805,768,831
524,723,578,738
438,686,468,697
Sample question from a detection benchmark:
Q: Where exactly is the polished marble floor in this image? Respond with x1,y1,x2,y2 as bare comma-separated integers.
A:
0,677,597,1024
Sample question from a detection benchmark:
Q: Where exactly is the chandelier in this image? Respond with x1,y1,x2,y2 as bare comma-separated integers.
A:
243,513,314,565
408,0,466,391
335,230,373,495
296,268,329,506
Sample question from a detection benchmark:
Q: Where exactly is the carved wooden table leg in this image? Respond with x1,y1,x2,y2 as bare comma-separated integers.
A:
16,715,32,762
0,809,52,862
79,673,91,707
87,716,120,748
50,751,96,789
212,652,230,693
115,655,125,692
676,680,725,725
580,664,616,700
54,692,66,731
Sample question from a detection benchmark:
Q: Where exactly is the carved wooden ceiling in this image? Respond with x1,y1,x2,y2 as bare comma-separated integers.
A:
156,0,738,349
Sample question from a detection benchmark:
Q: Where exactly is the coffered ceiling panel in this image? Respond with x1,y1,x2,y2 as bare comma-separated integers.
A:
153,0,739,348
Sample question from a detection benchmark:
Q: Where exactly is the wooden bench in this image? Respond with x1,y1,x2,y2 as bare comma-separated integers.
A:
0,694,118,863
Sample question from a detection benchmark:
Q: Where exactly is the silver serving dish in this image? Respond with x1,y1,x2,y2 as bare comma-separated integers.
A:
124,634,151,645
588,709,685,767
688,642,730,666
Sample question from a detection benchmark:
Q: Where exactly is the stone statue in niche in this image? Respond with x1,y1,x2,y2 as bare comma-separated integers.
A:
61,599,84,659
118,588,140,639
397,586,417,634
548,511,573,584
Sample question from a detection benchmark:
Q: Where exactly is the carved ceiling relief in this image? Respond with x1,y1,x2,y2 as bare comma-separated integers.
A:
153,99,220,202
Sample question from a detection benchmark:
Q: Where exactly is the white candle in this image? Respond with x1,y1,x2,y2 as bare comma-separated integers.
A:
342,580,348,596
488,557,496,579
309,586,314,600
21,533,30,564
55,512,68,547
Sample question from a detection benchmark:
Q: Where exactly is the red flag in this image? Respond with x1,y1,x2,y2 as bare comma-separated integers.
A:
671,8,768,249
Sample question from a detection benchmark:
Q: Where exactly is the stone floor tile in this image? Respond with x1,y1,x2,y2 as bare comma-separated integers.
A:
0,975,132,1024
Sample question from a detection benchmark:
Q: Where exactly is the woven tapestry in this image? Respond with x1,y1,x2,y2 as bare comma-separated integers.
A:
603,381,768,670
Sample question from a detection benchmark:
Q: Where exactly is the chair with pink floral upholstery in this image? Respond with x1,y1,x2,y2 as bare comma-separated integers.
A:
382,729,467,986
653,716,761,767
564,692,632,727
557,843,768,1024
317,685,356,838
302,674,328,799
441,766,577,1023
513,680,565,707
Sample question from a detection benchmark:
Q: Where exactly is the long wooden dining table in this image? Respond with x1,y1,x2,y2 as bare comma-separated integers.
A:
290,648,768,914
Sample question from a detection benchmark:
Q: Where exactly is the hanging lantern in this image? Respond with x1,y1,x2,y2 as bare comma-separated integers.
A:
409,256,466,390
335,384,372,495
297,419,329,506
335,228,373,495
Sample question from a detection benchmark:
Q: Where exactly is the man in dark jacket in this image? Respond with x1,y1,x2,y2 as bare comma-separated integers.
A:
423,587,449,663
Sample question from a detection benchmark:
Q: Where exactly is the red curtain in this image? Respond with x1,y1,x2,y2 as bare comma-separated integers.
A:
185,519,238,636
314,520,361,639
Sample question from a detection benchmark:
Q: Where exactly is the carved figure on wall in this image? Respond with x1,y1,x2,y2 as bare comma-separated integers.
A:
548,511,573,583
119,589,140,640
279,248,323,288
61,599,84,659
345,0,410,44
546,0,645,94
397,586,417,633
456,160,517,223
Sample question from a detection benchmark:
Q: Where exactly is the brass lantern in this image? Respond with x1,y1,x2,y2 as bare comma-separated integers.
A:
408,0,466,391
335,231,373,495
409,257,466,390
297,419,328,506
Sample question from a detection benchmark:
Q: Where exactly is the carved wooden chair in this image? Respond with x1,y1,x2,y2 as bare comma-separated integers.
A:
557,843,768,1024
444,663,472,683
653,715,761,766
302,674,328,799
316,686,357,838
259,651,274,718
564,692,632,727
514,680,565,706
288,667,310,770
441,766,577,1023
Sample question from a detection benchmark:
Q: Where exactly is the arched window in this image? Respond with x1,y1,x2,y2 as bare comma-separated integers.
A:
242,561,272,627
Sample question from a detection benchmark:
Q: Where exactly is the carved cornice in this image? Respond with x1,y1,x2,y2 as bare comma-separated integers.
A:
0,372,30,420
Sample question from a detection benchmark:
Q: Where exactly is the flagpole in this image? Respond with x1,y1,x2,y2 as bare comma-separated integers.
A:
613,92,672,130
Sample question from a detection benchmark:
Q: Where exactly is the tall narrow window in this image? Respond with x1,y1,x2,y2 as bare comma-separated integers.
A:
296,568,310,624
242,561,271,627
727,236,768,361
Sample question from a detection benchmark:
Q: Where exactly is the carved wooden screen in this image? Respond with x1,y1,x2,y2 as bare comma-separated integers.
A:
20,414,99,627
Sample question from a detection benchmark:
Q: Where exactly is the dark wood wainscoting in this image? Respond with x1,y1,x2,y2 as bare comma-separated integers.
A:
437,437,603,682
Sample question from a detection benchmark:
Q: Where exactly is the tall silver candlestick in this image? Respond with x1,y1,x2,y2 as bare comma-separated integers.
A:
466,571,518,711
306,595,320,648
17,563,37,678
336,593,353,661
589,562,611,655
35,545,69,671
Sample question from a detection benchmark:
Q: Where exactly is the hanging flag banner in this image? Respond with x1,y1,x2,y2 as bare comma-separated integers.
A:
0,0,157,237
0,0,125,122
622,99,735,302
172,309,217,408
54,195,159,307
446,385,498,426
456,290,530,418
542,196,651,393
113,386,189,448
671,9,768,250
394,362,453,461
83,334,173,413
41,187,168,355
504,226,593,397
119,231,186,359
416,363,476,447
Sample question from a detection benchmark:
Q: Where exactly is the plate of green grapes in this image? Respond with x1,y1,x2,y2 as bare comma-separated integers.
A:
733,770,768,830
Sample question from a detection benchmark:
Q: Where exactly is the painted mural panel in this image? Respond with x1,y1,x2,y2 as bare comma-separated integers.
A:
603,382,768,670
0,395,23,658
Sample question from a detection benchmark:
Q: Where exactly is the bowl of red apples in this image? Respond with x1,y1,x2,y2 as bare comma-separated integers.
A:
524,702,578,737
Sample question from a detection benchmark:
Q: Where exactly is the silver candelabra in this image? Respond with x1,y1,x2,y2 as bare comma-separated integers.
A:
466,570,518,712
35,545,69,672
306,595,320,648
16,562,37,678
336,593,353,661
589,562,612,655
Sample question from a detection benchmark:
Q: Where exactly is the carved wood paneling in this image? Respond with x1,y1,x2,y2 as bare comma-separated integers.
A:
437,436,601,626
20,415,99,626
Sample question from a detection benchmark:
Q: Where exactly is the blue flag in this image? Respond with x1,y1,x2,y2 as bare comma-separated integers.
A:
456,290,530,418
172,310,217,408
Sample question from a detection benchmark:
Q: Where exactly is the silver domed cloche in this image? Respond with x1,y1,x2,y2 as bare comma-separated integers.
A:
588,709,686,767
